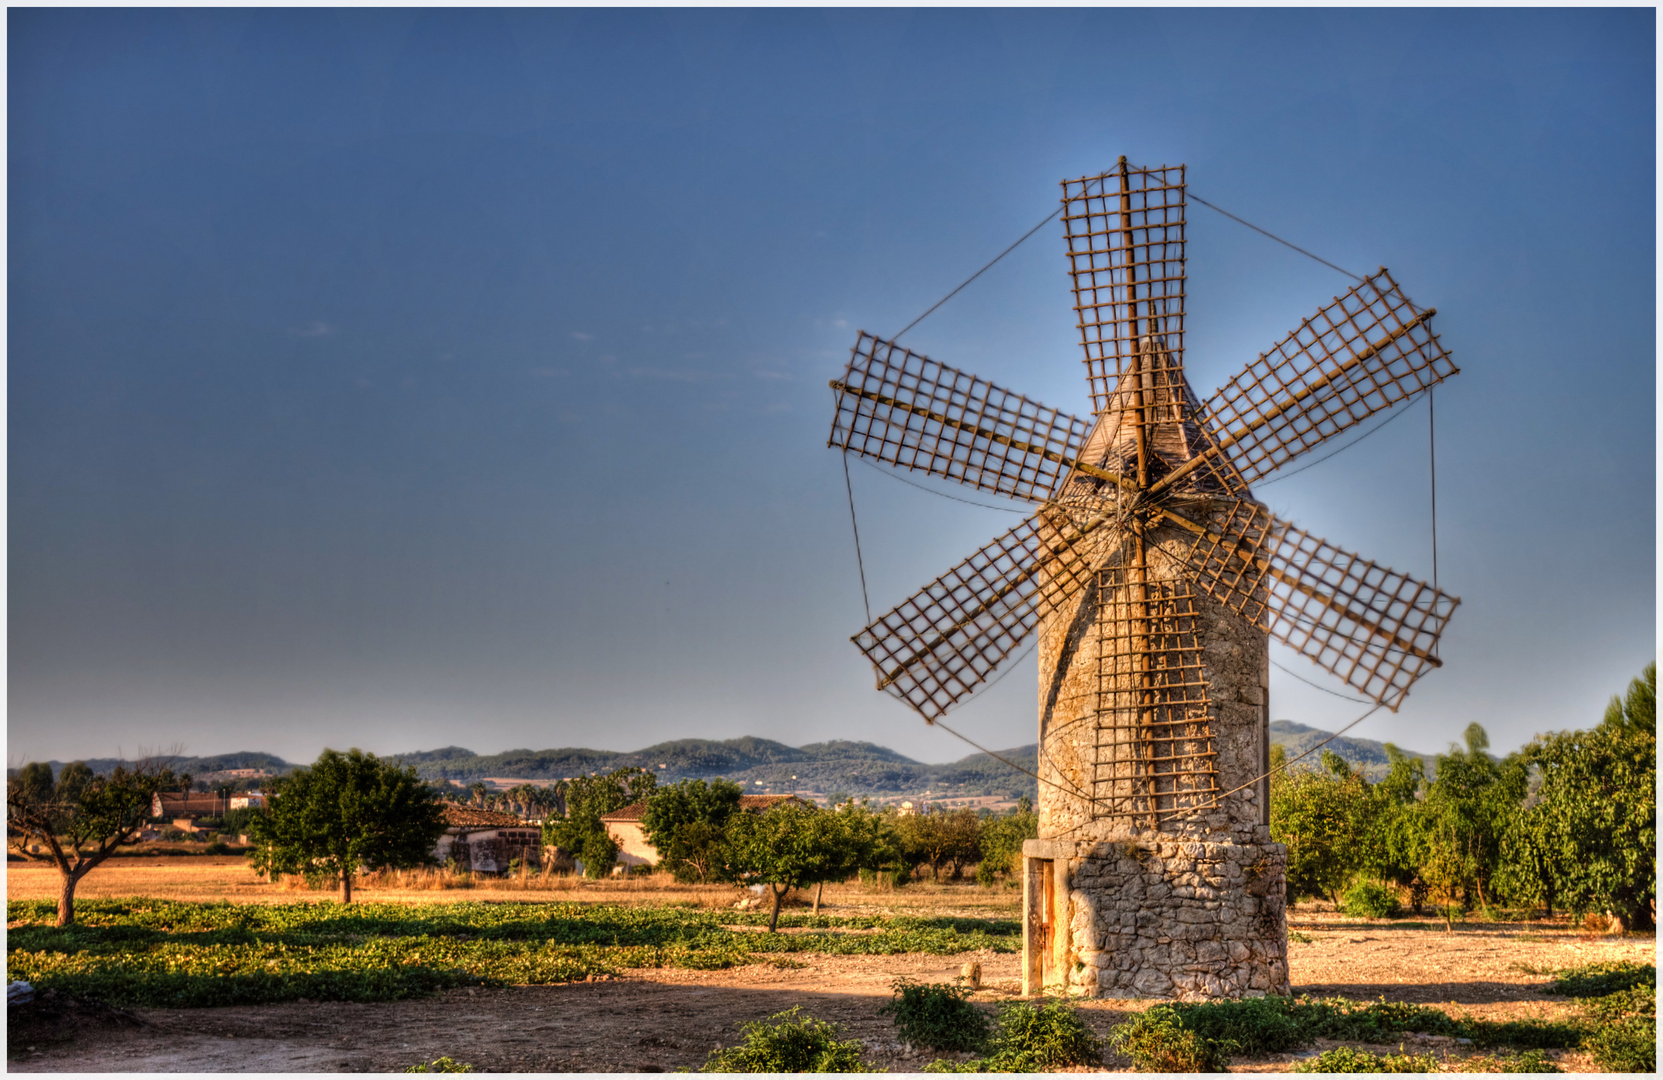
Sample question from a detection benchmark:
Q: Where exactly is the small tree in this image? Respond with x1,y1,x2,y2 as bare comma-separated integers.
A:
7,756,181,926
977,803,1038,885
1270,750,1369,904
724,800,864,931
641,778,744,883
541,766,656,878
247,748,446,902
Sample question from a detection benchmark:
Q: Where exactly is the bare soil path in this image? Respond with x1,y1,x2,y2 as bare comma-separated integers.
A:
7,907,1649,1073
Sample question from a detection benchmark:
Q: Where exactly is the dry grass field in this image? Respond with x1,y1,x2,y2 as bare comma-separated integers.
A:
6,858,1654,1072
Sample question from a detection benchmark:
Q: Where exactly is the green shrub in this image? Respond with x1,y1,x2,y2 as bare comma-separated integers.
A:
1167,995,1303,1055
1291,1046,1438,1072
701,1007,870,1073
1340,881,1401,919
404,1058,474,1073
1545,961,1654,998
882,979,989,1052
1109,1005,1231,1072
203,841,231,856
952,999,1103,1072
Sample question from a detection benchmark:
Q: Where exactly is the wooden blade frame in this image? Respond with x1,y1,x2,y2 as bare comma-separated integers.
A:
854,510,1108,720
1063,160,1187,414
830,332,1093,504
1154,270,1457,497
1165,501,1458,710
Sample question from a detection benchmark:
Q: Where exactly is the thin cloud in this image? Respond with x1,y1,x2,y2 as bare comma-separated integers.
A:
626,366,733,383
288,321,334,338
570,332,594,341
528,367,569,378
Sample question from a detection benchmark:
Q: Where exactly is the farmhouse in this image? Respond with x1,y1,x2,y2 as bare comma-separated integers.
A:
436,804,540,874
150,792,235,820
599,794,804,867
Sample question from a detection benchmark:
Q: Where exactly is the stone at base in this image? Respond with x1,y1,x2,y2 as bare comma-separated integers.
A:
1025,836,1291,1001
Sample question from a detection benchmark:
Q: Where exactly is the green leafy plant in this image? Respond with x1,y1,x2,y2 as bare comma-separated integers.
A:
1545,961,1654,998
1448,1048,1560,1073
935,999,1103,1072
6,898,1021,1008
1291,1045,1438,1072
701,1006,870,1073
404,1057,474,1073
1340,880,1402,919
1108,1005,1230,1072
882,979,989,1053
1578,984,1655,1072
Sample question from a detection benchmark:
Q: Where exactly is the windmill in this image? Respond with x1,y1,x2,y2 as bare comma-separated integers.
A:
827,159,1459,999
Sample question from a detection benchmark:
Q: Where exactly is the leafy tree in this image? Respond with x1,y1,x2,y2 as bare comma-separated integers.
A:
247,748,446,902
723,800,865,931
1508,723,1655,930
977,805,1038,886
7,757,182,926
1602,661,1656,737
1420,724,1526,912
541,766,656,878
641,778,744,882
901,806,983,881
1270,750,1370,904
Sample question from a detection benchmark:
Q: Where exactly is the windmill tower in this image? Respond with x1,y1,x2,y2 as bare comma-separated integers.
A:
828,159,1459,1000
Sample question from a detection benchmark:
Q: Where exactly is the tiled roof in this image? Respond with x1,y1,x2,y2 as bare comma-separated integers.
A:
441,804,530,828
599,793,804,823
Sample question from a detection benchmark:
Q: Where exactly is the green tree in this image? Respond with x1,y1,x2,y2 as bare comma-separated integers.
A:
1420,723,1526,913
247,748,447,902
7,757,181,926
641,778,744,883
1509,723,1655,930
541,767,656,878
977,804,1038,886
724,800,864,931
1602,661,1656,737
1270,750,1370,904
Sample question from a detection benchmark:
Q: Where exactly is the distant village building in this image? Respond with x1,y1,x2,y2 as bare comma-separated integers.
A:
435,804,540,875
150,792,234,819
598,794,804,868
229,793,266,810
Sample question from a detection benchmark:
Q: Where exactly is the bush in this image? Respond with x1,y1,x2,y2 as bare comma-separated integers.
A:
702,1006,869,1073
882,979,988,1052
1340,880,1402,919
1291,1046,1438,1072
1109,1005,1230,1072
939,999,1102,1072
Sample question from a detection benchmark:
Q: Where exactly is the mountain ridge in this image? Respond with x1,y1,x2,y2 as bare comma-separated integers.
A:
29,726,1437,798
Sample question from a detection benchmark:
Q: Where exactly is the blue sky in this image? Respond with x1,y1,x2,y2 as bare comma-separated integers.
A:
9,8,1654,767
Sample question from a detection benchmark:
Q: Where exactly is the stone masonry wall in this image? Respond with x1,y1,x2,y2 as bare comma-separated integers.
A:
1027,836,1291,1000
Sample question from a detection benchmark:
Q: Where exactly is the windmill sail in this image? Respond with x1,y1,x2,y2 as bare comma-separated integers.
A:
854,510,1113,720
1164,270,1457,495
1164,501,1458,709
830,332,1092,504
1062,162,1188,414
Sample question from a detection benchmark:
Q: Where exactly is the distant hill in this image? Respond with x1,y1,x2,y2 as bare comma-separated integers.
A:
25,723,1436,802
1269,720,1437,780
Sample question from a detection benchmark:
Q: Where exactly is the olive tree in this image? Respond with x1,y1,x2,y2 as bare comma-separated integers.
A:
7,756,181,926
247,748,446,902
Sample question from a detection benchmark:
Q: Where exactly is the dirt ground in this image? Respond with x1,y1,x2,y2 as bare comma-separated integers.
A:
7,868,1651,1074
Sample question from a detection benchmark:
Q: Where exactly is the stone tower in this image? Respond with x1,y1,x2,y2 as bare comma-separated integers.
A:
1019,340,1291,1001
